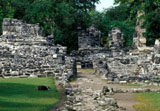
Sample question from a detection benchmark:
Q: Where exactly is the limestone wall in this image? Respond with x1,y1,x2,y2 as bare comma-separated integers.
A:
91,49,160,83
132,11,146,49
3,18,42,37
108,27,123,48
0,18,77,83
78,25,101,50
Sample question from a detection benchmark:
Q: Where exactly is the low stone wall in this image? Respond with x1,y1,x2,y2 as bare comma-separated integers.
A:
90,49,160,84
0,18,77,83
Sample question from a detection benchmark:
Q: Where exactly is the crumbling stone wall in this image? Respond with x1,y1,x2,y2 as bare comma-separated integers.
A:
77,27,160,84
132,11,147,49
3,18,42,37
108,27,123,48
0,18,76,83
92,49,160,84
78,25,101,50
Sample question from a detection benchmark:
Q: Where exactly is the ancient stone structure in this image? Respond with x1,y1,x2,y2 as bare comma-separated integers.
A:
92,50,160,83
77,26,160,84
154,39,160,54
78,25,101,50
132,11,147,49
2,18,160,111
3,18,42,37
0,18,77,84
108,27,124,48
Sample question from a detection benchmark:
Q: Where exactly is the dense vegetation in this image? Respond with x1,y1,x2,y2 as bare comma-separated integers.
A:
0,77,60,111
89,4,136,46
0,0,99,52
115,0,160,46
0,0,159,51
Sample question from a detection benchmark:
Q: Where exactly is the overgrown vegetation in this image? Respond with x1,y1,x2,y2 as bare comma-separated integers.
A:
115,0,160,46
0,0,159,51
89,4,136,46
134,93,160,111
0,0,99,52
0,77,60,111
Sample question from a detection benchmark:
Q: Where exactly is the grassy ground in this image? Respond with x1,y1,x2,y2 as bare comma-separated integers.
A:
134,93,160,111
121,83,142,87
0,77,60,111
78,69,94,72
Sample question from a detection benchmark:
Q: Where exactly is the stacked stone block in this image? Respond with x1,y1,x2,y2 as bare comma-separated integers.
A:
0,18,76,82
92,49,160,84
78,25,101,50
108,27,124,48
3,18,42,37
76,24,160,84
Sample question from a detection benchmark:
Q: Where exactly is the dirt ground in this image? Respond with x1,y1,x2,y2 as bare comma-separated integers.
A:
111,93,139,111
49,81,66,111
74,69,138,111
51,69,156,111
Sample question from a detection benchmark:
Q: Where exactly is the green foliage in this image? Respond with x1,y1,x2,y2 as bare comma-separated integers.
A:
0,77,60,111
24,0,55,35
90,4,135,46
143,0,160,45
0,0,15,35
0,0,99,52
110,21,135,46
114,0,160,46
0,0,158,51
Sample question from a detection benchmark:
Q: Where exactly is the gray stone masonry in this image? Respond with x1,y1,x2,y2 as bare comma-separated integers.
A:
78,25,101,50
92,49,160,84
108,27,124,49
75,26,160,84
3,18,42,37
132,11,146,49
0,18,77,83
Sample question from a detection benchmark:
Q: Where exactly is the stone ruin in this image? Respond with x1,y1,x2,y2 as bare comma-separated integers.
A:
1,18,160,111
0,18,77,84
132,11,152,51
108,27,123,48
1,18,160,85
3,19,42,37
76,23,160,85
77,25,102,69
78,25,101,50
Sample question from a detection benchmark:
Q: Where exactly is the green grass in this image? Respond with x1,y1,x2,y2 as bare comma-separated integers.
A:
78,69,94,72
134,93,160,111
0,77,60,111
121,83,142,87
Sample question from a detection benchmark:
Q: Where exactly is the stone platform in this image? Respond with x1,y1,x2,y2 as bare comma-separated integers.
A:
0,18,77,84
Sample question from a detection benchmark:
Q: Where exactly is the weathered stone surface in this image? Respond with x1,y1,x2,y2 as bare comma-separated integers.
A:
108,27,123,48
0,18,77,84
132,11,146,49
56,70,121,111
92,50,160,84
102,86,110,95
78,25,101,50
3,18,42,37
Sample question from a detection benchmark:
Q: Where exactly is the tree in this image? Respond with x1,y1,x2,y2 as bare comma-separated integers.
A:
114,0,160,46
90,4,135,46
0,0,99,52
0,0,15,34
